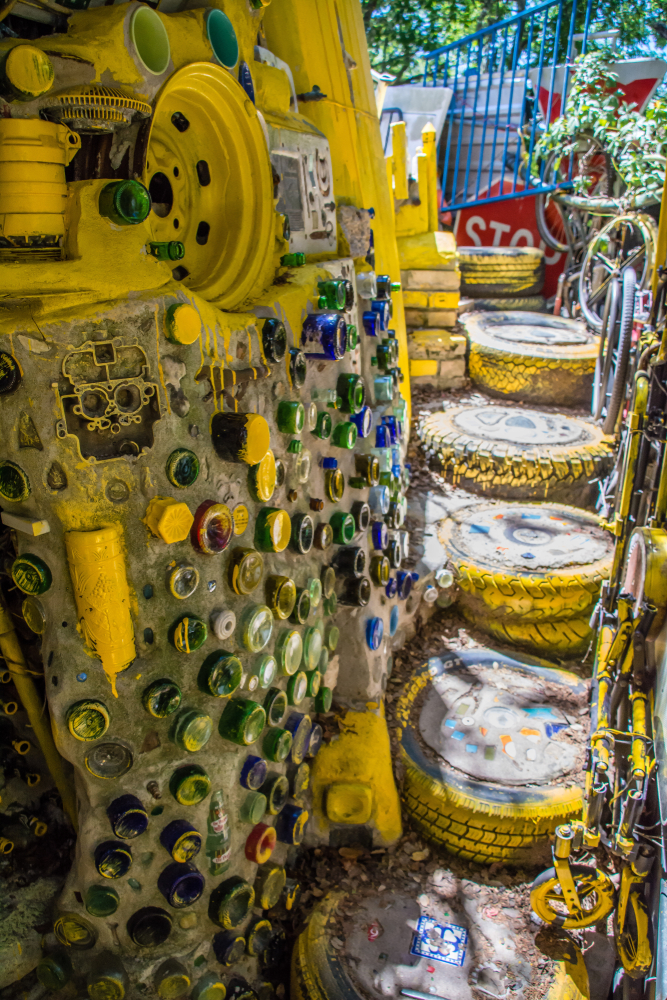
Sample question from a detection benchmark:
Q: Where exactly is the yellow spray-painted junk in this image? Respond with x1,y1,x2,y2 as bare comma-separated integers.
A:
65,526,136,698
0,118,80,246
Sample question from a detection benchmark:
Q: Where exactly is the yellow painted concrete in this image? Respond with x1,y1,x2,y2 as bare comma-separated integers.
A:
311,703,402,844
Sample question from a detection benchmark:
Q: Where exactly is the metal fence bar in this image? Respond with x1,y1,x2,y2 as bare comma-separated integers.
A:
461,38,485,206
581,0,593,54
423,0,591,212
424,0,558,58
499,19,521,196
485,23,510,203
449,39,474,206
447,183,562,212
512,13,536,194
525,9,551,190
473,28,499,200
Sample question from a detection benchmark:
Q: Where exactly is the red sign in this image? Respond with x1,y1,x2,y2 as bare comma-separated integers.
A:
453,177,565,298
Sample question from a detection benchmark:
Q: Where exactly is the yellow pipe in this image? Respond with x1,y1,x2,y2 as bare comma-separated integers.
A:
0,600,77,830
630,691,648,778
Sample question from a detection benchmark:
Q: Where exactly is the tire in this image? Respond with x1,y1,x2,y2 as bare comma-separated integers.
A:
592,275,620,421
438,501,613,623
615,891,653,979
419,404,614,507
602,266,635,435
293,886,589,1000
531,864,616,929
459,246,545,298
579,214,657,333
462,310,599,407
468,612,594,658
467,295,546,312
397,647,586,864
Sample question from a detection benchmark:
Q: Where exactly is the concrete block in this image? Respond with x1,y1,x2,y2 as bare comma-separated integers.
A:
450,333,467,356
405,308,457,328
410,356,467,390
428,291,459,309
403,289,459,310
403,290,428,309
401,268,461,290
408,330,452,358
397,230,458,270
408,331,467,363
410,358,439,377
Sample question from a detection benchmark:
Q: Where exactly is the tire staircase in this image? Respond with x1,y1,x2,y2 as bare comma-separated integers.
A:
295,248,608,1000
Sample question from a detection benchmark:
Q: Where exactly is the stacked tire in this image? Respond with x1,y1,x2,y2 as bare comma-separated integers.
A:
459,246,546,311
461,310,599,407
418,403,614,508
396,647,587,863
437,501,613,657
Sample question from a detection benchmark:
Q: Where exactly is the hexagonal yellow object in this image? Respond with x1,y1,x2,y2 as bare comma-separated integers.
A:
144,496,194,543
324,782,373,824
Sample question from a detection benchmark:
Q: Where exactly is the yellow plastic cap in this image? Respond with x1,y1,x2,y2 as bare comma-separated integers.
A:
6,46,54,99
144,496,194,543
251,449,276,502
265,509,291,552
325,783,374,824
165,303,201,345
241,414,271,466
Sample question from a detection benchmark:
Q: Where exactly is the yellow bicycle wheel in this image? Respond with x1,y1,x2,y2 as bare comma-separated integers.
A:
531,863,616,929
616,891,653,979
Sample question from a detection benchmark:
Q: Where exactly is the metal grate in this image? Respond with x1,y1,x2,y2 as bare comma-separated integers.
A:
423,0,593,212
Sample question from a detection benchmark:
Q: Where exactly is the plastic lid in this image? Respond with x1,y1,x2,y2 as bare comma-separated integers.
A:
6,45,53,98
251,449,277,503
165,303,201,345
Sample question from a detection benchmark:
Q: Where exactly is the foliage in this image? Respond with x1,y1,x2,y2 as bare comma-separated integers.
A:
361,0,514,83
362,0,667,85
534,50,667,199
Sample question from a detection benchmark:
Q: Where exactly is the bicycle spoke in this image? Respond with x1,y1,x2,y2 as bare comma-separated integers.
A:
593,252,615,273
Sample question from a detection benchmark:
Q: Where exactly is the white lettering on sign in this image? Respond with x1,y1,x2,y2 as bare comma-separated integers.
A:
464,215,486,246
489,220,511,246
510,228,534,247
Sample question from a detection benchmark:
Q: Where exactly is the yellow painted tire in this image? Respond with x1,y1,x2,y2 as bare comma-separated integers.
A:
439,501,612,624
396,649,584,864
460,247,545,298
467,611,594,658
292,891,588,1000
467,295,547,312
419,405,613,507
462,311,598,406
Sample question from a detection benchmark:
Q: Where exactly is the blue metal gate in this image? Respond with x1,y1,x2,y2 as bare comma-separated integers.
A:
423,0,593,212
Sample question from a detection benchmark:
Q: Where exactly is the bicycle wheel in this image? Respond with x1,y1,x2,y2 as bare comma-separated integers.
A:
615,890,653,979
579,214,657,333
592,276,620,421
601,267,635,435
536,139,613,255
531,863,616,929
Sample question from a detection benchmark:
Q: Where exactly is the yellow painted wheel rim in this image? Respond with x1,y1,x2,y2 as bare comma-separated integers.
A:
144,63,274,309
